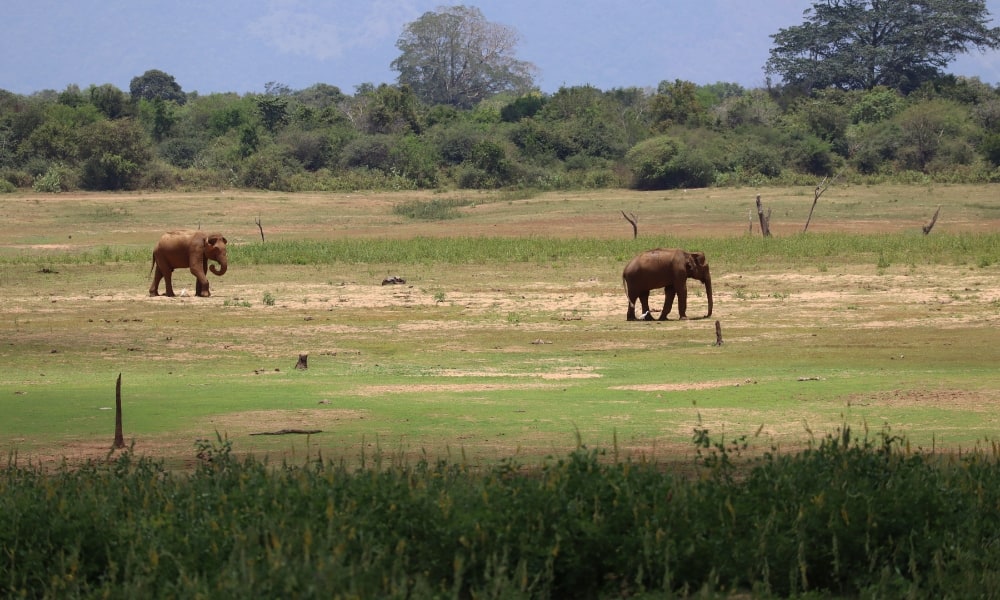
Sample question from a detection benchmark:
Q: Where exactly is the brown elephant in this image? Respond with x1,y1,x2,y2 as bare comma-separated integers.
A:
149,230,228,297
622,248,712,321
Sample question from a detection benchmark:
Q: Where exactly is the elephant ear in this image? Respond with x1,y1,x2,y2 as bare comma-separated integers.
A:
686,252,707,276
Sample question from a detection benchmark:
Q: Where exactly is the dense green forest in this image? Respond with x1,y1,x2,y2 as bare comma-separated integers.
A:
3,0,1000,194
2,73,998,195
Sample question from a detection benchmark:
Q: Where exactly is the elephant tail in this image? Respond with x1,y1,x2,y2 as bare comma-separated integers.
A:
622,275,635,308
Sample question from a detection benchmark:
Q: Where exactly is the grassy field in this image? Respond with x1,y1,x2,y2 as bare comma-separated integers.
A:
1,184,999,469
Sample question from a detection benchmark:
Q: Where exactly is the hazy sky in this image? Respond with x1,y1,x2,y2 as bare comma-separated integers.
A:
3,0,999,96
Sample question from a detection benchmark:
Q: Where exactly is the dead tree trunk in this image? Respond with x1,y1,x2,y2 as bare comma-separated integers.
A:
713,320,724,346
255,216,265,242
755,195,771,237
621,211,638,239
295,353,309,370
803,172,840,233
922,206,941,235
113,373,125,449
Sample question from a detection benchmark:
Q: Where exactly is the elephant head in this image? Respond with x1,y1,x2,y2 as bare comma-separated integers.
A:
205,234,228,277
684,251,712,317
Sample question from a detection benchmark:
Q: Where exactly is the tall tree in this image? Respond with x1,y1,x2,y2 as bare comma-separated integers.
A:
766,0,1000,92
391,5,536,108
130,69,186,104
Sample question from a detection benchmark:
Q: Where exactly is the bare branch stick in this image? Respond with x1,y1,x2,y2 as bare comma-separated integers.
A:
922,206,941,235
803,170,843,233
620,210,638,239
255,216,265,242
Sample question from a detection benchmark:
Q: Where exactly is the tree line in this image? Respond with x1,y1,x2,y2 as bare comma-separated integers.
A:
1,2,999,194
2,73,997,195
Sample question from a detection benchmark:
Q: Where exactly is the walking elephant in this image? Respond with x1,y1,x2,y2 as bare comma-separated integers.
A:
622,248,712,321
149,230,228,297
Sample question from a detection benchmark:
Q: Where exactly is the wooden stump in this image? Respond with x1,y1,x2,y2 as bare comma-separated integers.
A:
295,353,309,370
755,195,771,237
113,373,125,449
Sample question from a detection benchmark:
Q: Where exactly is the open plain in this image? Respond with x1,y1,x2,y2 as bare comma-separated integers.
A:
1,184,998,469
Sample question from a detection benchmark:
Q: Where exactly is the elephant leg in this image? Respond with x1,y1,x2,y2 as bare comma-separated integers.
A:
638,292,654,320
660,288,676,321
676,286,688,319
196,256,207,297
191,268,211,297
149,267,163,296
162,269,176,297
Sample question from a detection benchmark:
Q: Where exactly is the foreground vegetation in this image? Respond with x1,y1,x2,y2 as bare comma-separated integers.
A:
5,428,1000,598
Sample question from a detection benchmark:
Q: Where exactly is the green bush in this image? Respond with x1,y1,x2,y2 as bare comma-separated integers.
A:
32,164,77,192
6,429,1000,598
238,147,293,190
981,133,1000,167
625,136,715,189
625,135,681,189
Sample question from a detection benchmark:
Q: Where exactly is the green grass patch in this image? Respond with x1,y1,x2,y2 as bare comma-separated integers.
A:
392,197,475,220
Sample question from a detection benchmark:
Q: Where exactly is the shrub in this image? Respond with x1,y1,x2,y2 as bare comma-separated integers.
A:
238,148,294,191
625,136,714,189
32,164,77,192
730,142,783,178
340,134,393,171
789,134,836,176
625,135,682,189
388,135,439,188
981,133,1000,167
138,160,179,189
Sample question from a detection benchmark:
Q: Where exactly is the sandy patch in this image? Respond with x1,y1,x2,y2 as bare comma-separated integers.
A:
612,380,746,392
352,382,559,396
431,367,601,380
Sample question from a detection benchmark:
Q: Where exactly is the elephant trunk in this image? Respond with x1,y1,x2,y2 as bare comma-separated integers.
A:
703,273,713,317
210,255,228,276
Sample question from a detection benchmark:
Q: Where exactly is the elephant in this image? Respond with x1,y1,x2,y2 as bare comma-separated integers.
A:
622,248,712,321
149,230,228,297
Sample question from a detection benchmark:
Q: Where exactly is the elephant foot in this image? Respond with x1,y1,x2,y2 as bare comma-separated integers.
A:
198,291,211,298
149,291,159,297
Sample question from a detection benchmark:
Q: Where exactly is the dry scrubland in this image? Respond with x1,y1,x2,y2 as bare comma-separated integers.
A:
1,184,999,469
